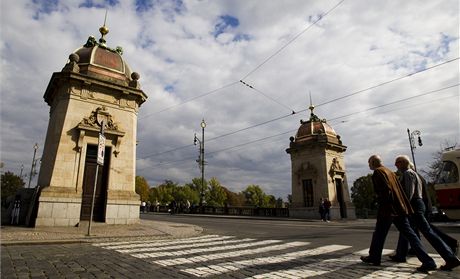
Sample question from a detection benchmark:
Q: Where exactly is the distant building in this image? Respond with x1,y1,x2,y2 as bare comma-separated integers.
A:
34,24,147,226
286,104,355,220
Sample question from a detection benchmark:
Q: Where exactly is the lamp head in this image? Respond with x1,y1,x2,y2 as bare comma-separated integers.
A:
200,119,206,129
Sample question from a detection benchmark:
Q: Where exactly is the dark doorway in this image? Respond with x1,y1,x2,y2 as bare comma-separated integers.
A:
335,178,347,218
80,144,110,221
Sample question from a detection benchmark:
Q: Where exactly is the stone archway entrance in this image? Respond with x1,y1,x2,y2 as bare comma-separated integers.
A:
80,144,110,221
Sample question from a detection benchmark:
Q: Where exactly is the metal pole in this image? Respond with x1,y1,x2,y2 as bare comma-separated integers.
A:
87,164,99,236
201,123,205,206
88,121,104,236
28,144,38,188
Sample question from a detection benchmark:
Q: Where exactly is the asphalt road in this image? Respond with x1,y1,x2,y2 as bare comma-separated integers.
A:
143,213,460,253
2,215,459,278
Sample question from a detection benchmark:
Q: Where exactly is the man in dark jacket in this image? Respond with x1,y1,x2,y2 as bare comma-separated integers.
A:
361,155,436,273
390,155,460,271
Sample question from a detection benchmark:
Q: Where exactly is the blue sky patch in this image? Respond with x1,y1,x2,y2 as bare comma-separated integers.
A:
164,84,175,93
234,33,251,42
78,0,118,9
135,0,185,16
32,0,59,19
214,15,239,37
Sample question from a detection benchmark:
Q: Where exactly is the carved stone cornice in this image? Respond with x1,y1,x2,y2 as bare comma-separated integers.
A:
75,107,125,156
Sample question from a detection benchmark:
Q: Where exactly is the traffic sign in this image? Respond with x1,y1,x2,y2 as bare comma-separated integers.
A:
97,133,105,165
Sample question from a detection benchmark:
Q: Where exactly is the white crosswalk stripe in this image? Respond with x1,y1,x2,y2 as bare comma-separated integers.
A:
93,235,452,279
182,244,350,277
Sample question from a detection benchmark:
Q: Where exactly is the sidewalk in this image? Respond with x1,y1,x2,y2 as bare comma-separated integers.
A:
0,218,203,245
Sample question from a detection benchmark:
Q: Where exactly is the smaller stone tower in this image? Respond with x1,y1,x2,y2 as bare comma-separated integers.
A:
286,104,355,220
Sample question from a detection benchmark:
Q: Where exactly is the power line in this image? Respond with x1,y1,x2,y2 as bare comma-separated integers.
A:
240,0,346,80
330,92,459,126
328,83,459,121
140,83,459,168
137,58,458,160
315,57,460,108
239,80,296,113
139,81,239,120
139,1,345,119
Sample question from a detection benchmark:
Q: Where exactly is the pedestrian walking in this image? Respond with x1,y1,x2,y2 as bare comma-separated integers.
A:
360,155,437,273
390,155,460,271
319,198,326,221
323,198,331,222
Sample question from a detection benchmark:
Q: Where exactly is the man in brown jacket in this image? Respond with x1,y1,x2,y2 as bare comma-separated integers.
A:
361,155,437,273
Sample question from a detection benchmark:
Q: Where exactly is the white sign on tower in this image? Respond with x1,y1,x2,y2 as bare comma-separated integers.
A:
97,133,105,165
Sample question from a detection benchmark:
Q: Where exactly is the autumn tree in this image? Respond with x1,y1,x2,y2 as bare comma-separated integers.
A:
135,176,150,202
223,187,245,206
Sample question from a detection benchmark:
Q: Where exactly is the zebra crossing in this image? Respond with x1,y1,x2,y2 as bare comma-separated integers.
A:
93,234,455,278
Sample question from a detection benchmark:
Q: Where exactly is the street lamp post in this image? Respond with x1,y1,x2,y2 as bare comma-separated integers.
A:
407,128,422,171
194,119,206,207
28,143,39,188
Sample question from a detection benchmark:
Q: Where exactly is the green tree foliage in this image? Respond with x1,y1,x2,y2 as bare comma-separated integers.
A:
1,171,25,206
135,176,150,202
350,174,377,211
190,177,208,204
153,180,177,204
206,177,227,207
243,184,267,207
146,178,284,208
264,195,277,208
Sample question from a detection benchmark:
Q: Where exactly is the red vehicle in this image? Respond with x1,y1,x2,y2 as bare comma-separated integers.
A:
434,148,460,220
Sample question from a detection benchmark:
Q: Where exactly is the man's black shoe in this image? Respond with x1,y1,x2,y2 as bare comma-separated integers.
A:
451,241,459,256
440,258,460,271
388,255,406,263
416,264,437,273
360,256,380,266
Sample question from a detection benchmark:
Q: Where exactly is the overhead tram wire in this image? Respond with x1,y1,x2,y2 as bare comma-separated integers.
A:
137,57,459,160
240,80,296,114
139,1,345,120
139,81,239,120
329,92,460,126
327,83,460,122
240,0,346,80
315,57,460,108
141,83,459,169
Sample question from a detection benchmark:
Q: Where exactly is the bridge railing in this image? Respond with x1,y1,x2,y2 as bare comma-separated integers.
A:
149,205,289,217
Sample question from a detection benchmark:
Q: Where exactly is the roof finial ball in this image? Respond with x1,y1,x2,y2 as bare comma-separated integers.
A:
309,104,315,116
129,72,141,88
99,10,109,46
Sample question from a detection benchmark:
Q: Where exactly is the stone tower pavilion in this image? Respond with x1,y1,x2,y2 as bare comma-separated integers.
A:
286,104,355,220
34,24,147,226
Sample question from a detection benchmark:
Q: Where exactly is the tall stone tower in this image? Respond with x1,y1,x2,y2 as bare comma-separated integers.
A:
286,104,355,220
34,24,147,226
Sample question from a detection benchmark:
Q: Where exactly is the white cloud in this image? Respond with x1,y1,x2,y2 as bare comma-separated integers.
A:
1,0,459,201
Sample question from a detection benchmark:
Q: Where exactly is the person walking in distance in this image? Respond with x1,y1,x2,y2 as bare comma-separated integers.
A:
390,155,460,271
319,198,326,221
323,198,331,222
361,155,437,273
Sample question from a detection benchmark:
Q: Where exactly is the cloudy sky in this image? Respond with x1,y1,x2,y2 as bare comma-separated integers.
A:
1,0,459,200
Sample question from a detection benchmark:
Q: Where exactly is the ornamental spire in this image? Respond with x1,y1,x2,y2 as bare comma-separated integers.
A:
99,10,109,47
